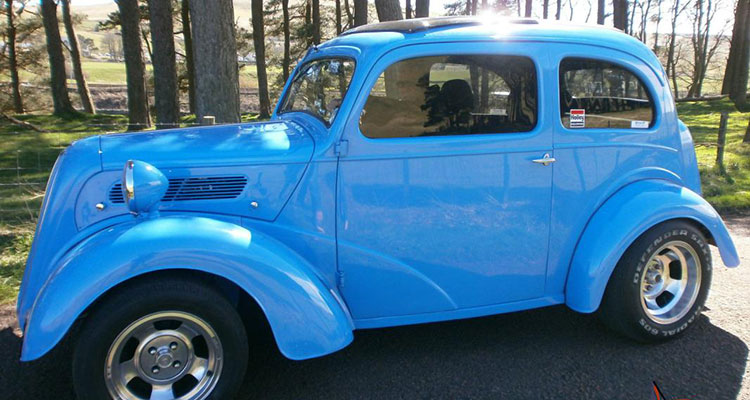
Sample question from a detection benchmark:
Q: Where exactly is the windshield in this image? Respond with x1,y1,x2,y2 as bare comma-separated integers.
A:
280,58,355,125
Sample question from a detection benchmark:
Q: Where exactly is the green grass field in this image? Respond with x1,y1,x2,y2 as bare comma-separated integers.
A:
0,113,129,304
677,99,750,210
0,102,748,304
11,61,272,89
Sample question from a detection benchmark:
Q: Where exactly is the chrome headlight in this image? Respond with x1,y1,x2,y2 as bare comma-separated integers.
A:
122,160,168,216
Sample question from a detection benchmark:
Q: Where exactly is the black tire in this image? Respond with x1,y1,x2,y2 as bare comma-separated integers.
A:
72,276,248,400
599,220,712,343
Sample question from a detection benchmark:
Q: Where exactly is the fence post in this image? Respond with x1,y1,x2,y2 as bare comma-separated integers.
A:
201,116,216,126
716,111,728,173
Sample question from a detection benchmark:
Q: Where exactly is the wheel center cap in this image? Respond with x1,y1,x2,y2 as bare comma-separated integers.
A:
138,334,189,381
157,353,173,368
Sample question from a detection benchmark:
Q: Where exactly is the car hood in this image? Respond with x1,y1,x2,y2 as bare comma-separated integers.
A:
100,120,314,169
78,119,317,227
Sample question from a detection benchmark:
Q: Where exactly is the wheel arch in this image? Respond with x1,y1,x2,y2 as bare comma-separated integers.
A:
76,268,273,340
21,216,354,362
565,179,739,313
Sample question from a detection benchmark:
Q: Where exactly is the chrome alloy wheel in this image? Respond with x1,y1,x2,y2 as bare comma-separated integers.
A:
105,311,223,400
640,241,702,325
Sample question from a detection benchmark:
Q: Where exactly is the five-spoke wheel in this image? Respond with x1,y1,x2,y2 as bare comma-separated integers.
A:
639,241,702,325
105,311,223,400
73,277,248,400
600,220,712,342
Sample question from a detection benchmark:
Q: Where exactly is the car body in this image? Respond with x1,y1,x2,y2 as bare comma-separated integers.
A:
17,17,740,399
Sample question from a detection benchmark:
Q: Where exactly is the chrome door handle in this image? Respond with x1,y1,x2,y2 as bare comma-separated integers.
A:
532,153,556,166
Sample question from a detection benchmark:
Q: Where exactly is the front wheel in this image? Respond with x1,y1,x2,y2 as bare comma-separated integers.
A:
72,277,248,400
599,220,712,342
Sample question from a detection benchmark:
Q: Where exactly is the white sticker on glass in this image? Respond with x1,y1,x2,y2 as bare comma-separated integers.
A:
631,120,649,129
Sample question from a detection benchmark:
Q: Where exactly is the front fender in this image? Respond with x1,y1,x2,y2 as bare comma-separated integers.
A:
566,180,740,313
22,216,353,361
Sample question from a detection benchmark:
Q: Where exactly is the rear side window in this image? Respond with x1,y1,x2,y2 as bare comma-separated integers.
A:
560,58,654,130
360,55,537,139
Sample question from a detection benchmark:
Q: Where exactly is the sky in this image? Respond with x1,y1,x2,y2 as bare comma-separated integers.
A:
69,0,736,35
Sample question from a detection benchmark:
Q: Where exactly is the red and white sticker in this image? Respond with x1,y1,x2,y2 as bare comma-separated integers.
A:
569,109,585,128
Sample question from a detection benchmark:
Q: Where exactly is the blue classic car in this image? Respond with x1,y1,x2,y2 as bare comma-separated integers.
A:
17,17,740,400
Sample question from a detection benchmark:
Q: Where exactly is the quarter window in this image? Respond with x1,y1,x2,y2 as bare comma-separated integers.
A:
360,55,537,139
560,58,654,130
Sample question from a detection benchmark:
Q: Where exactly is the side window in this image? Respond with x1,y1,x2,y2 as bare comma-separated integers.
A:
559,58,654,130
360,55,537,139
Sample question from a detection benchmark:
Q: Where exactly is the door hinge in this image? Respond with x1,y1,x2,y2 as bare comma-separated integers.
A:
335,140,349,157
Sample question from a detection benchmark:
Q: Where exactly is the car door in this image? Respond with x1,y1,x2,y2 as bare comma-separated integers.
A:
336,42,555,322
543,46,675,301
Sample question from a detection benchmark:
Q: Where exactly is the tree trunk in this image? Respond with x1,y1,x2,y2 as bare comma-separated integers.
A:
415,0,429,17
354,0,367,25
652,0,662,49
148,0,180,127
613,0,628,30
524,0,532,17
181,0,196,114
687,0,717,99
727,0,750,111
117,0,151,130
375,0,403,21
344,0,354,27
667,0,681,98
5,0,24,113
406,0,413,18
305,0,312,45
597,0,605,23
336,0,343,33
627,0,637,35
543,0,549,18
312,0,321,43
282,0,291,82
570,0,576,20
744,118,750,143
190,0,241,123
41,0,74,116
61,0,95,114
722,0,749,99
555,0,561,19
251,0,271,118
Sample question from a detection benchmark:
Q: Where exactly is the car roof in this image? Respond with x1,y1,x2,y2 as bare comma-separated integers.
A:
322,17,664,81
341,16,549,35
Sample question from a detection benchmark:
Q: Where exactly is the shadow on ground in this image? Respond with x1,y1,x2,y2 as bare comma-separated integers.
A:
1,305,745,399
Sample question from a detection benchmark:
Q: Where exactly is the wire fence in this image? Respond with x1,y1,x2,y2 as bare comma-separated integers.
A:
0,123,158,224
0,116,264,224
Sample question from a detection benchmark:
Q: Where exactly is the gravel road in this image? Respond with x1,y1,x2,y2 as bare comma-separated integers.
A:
1,215,748,399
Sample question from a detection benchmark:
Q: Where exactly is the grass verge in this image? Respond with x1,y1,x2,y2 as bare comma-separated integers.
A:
676,99,750,211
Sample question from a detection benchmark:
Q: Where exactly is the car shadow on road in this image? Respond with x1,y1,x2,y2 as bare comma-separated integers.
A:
239,306,747,399
1,305,746,399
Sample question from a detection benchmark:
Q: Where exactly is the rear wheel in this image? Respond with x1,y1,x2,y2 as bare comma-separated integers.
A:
599,220,712,342
72,277,248,400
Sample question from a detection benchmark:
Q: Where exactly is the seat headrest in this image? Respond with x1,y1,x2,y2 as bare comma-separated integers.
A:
440,79,474,112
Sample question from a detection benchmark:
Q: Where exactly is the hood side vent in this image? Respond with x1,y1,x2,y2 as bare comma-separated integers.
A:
108,175,248,204
109,183,125,204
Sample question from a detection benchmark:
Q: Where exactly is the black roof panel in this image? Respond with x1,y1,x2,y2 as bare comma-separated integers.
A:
341,16,538,36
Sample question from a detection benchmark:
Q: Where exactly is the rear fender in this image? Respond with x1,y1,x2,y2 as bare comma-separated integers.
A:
566,180,739,313
21,216,353,361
